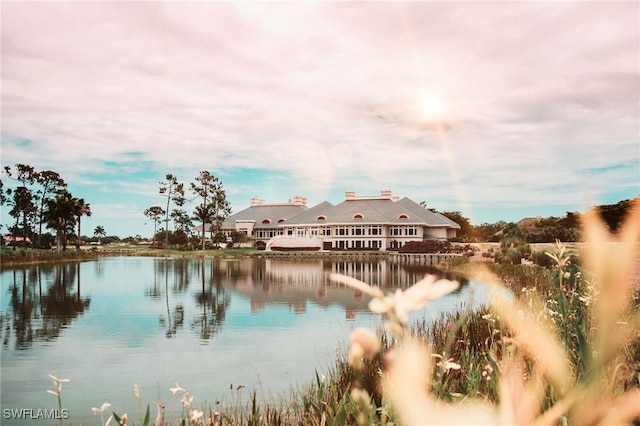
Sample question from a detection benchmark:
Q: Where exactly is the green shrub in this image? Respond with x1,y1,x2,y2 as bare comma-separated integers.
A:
531,250,554,268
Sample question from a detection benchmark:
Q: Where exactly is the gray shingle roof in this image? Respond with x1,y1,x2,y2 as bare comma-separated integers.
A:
276,201,334,225
221,204,308,229
284,197,460,228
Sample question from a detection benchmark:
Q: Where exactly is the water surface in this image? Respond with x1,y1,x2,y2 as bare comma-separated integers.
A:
1,256,492,424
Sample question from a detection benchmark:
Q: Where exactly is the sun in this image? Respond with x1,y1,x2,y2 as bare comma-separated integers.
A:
420,95,446,122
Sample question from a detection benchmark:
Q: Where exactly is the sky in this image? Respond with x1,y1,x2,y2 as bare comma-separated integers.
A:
1,1,639,238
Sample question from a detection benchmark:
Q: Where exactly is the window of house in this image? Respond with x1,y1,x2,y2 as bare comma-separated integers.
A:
262,219,271,224
368,226,382,236
369,240,381,249
353,213,364,219
398,214,409,219
317,215,327,221
353,226,364,236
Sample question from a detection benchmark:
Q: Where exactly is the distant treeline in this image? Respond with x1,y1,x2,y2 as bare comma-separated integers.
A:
3,162,635,248
441,198,637,243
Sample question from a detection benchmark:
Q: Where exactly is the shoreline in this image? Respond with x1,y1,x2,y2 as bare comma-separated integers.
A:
1,246,468,269
0,249,101,268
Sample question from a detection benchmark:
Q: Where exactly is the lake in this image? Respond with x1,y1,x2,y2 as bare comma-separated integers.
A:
1,255,494,424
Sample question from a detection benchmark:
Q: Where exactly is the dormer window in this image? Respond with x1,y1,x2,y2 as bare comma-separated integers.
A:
277,218,286,223
261,219,271,224
316,215,327,221
398,214,409,219
353,213,364,219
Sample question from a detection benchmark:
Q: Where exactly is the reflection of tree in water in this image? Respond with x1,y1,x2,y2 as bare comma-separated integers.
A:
161,265,185,338
146,258,196,299
2,263,90,349
149,259,188,338
191,258,231,341
159,303,184,338
93,257,105,279
148,258,232,340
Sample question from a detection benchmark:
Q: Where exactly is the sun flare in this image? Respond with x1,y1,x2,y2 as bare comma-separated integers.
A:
420,95,446,122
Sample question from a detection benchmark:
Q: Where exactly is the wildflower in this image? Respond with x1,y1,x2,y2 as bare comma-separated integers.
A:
47,374,70,397
401,274,459,311
180,393,193,408
191,409,204,422
349,327,380,358
481,364,494,381
331,273,459,335
92,401,112,426
348,327,380,369
481,313,495,323
117,413,128,425
329,273,383,298
48,374,70,384
443,358,461,372
169,383,186,395
348,342,365,369
369,275,459,325
92,402,112,414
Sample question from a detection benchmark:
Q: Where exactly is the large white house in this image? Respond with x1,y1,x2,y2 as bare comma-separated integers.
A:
198,190,460,250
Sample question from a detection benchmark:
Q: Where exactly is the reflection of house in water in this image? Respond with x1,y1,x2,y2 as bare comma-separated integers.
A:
231,258,452,318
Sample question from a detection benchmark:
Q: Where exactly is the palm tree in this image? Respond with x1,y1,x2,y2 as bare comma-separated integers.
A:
94,225,106,245
44,190,75,252
193,204,213,250
73,198,91,251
